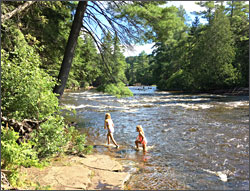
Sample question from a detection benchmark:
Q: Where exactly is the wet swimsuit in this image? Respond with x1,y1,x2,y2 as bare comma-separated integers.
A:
137,134,147,145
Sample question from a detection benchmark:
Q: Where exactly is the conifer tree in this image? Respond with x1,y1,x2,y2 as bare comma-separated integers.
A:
190,7,237,90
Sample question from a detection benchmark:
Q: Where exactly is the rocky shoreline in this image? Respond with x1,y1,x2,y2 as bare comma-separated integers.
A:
65,86,249,96
19,153,131,190
164,87,249,96
205,87,249,96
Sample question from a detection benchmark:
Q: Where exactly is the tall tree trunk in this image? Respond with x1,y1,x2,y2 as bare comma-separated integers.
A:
231,0,234,18
1,1,35,23
53,1,88,99
208,8,211,24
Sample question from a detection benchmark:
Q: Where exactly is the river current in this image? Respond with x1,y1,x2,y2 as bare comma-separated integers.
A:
61,86,249,190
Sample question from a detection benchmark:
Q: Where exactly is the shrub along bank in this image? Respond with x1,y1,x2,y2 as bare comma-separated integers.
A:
1,45,92,188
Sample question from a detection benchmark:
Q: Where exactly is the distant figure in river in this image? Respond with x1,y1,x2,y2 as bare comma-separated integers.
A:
135,125,147,152
104,113,119,148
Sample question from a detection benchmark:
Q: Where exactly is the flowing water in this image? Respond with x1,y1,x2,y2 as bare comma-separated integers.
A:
61,86,249,190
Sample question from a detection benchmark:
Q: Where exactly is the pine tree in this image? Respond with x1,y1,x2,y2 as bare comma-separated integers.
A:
68,33,101,88
190,7,237,90
195,1,216,24
226,1,249,87
98,32,128,86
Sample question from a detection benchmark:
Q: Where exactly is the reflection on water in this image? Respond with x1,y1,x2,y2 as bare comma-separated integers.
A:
61,86,249,190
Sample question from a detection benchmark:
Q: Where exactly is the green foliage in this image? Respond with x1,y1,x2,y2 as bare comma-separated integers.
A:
94,33,132,97
35,183,52,190
67,33,101,89
114,2,185,43
1,33,59,121
145,3,248,91
31,115,93,158
226,1,249,87
125,51,154,85
190,7,237,90
31,116,68,158
98,33,128,85
161,69,194,91
97,83,133,98
1,127,39,170
17,1,72,78
66,126,93,154
195,1,216,24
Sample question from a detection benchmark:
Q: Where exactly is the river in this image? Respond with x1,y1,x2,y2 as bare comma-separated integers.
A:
61,86,249,190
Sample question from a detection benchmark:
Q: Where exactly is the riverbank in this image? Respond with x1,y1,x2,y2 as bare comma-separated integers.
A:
64,86,95,92
204,87,249,96
19,153,130,190
159,87,249,96
65,86,249,97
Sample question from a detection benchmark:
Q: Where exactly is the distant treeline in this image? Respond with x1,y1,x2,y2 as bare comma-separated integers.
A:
125,2,249,92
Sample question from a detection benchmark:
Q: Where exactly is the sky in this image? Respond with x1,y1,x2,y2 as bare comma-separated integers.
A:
123,1,207,57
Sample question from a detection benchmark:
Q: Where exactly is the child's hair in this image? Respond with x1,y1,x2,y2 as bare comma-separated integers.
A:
105,113,111,120
136,125,144,135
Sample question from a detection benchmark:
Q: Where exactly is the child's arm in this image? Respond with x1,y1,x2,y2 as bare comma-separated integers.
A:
104,121,107,129
139,132,145,141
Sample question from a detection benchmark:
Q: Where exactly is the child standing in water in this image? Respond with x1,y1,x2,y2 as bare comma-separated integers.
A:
135,125,147,152
104,113,119,148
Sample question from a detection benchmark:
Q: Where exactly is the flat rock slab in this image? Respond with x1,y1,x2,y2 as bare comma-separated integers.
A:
88,168,130,190
69,154,130,190
70,154,123,171
20,154,130,190
42,165,91,190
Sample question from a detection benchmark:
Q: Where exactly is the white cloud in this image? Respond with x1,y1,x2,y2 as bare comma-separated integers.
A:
166,1,206,13
168,1,249,13
166,1,208,24
123,43,155,57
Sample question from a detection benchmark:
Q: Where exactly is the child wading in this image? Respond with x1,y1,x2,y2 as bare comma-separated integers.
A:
104,113,119,148
135,125,147,152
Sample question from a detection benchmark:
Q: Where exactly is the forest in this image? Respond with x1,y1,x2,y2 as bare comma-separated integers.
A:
125,1,249,91
1,1,249,188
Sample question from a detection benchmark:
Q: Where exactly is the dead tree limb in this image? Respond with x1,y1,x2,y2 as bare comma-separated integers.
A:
1,1,35,23
1,116,47,144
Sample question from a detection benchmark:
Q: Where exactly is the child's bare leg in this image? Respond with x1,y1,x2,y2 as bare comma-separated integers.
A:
135,140,139,150
110,133,119,147
142,143,147,152
107,134,110,145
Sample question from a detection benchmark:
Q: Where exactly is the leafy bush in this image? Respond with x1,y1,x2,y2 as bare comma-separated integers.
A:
1,28,92,159
97,82,133,97
31,115,69,158
66,126,93,155
30,116,92,158
66,73,80,89
1,46,59,121
1,126,39,170
1,27,92,188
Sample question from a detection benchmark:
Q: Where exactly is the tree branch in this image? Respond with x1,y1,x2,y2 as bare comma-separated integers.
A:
82,25,117,84
1,1,36,23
